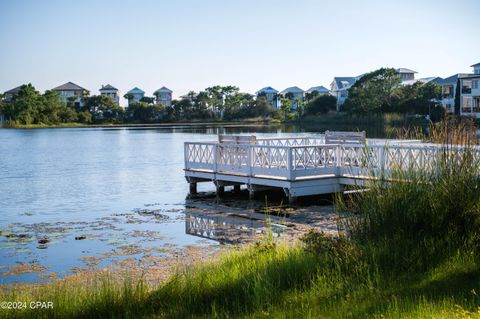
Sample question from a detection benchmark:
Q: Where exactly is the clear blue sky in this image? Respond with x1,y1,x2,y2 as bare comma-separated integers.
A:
0,0,479,106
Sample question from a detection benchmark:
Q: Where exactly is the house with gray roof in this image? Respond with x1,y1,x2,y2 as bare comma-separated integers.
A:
3,85,23,102
125,87,145,106
154,87,173,107
396,68,417,82
99,84,119,105
280,86,305,110
256,87,280,109
52,82,89,108
330,76,362,111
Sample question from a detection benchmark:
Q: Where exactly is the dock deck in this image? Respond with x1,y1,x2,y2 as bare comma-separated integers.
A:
184,134,478,202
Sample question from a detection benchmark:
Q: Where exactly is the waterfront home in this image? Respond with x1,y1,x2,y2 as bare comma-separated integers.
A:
458,63,480,118
3,85,23,102
99,84,120,105
280,86,305,110
330,76,359,111
396,68,417,82
125,87,145,106
52,82,89,108
154,87,173,107
255,87,280,109
436,74,469,113
305,86,329,101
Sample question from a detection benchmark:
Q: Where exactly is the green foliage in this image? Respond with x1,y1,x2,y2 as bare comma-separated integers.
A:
125,102,165,123
344,68,400,113
305,94,337,115
84,95,123,123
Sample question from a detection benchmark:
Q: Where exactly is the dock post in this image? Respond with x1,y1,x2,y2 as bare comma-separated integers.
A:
189,182,197,194
248,185,255,200
234,185,241,192
216,185,225,197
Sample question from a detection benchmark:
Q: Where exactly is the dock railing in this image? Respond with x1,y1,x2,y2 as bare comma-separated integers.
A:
185,137,480,181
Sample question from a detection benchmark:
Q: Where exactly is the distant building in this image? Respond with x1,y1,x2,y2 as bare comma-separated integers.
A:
52,82,89,108
306,86,329,95
396,68,417,82
99,84,119,105
256,87,280,109
458,63,480,118
3,85,23,102
154,87,173,107
435,74,469,113
280,86,304,110
125,87,145,106
330,76,360,111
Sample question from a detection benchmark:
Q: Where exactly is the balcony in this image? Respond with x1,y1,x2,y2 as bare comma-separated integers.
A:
462,87,472,94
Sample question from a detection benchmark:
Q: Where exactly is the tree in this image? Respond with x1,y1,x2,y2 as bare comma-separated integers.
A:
343,68,400,113
83,95,123,123
280,98,292,120
454,78,461,116
305,95,337,115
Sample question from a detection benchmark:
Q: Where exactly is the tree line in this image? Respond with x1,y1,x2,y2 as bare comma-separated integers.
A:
0,71,446,126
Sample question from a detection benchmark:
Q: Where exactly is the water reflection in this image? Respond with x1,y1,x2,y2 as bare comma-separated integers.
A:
185,212,283,244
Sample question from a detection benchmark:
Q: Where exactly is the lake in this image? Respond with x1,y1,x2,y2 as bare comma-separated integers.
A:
0,124,335,283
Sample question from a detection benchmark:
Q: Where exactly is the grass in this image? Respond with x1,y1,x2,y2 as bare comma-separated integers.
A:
2,121,480,318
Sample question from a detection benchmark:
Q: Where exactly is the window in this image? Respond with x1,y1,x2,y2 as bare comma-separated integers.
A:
473,80,479,89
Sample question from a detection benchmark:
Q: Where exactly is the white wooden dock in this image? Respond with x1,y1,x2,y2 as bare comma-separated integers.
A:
184,134,479,203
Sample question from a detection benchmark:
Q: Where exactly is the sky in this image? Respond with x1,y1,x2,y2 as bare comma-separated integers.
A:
0,0,479,106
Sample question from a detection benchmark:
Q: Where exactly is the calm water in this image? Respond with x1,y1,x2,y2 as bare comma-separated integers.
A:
0,124,326,283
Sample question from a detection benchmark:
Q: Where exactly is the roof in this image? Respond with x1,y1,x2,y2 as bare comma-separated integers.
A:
154,86,172,94
256,86,278,95
127,87,145,94
4,85,23,95
460,74,480,79
396,68,418,74
436,74,471,85
52,82,87,91
471,62,480,67
100,84,118,91
332,77,357,90
402,77,442,86
280,86,304,94
306,86,329,94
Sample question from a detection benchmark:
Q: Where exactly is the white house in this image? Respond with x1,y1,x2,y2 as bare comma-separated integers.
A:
154,87,173,107
330,76,360,111
459,63,480,118
435,74,469,113
256,87,280,109
52,82,89,108
280,86,304,110
99,84,120,105
125,87,145,106
396,68,417,82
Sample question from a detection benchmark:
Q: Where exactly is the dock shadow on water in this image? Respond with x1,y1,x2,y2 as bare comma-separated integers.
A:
0,190,337,284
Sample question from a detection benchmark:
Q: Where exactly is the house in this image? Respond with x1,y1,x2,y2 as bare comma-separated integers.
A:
330,76,359,111
52,82,89,108
436,74,469,113
305,86,329,101
458,63,480,118
256,87,280,109
280,86,304,110
396,68,417,82
331,68,419,111
154,87,173,107
99,84,119,105
125,87,145,106
3,85,23,102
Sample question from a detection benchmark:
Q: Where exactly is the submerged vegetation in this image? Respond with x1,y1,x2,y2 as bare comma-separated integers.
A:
2,122,480,318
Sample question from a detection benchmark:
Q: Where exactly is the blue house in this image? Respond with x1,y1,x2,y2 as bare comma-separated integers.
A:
125,87,145,106
256,86,280,109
